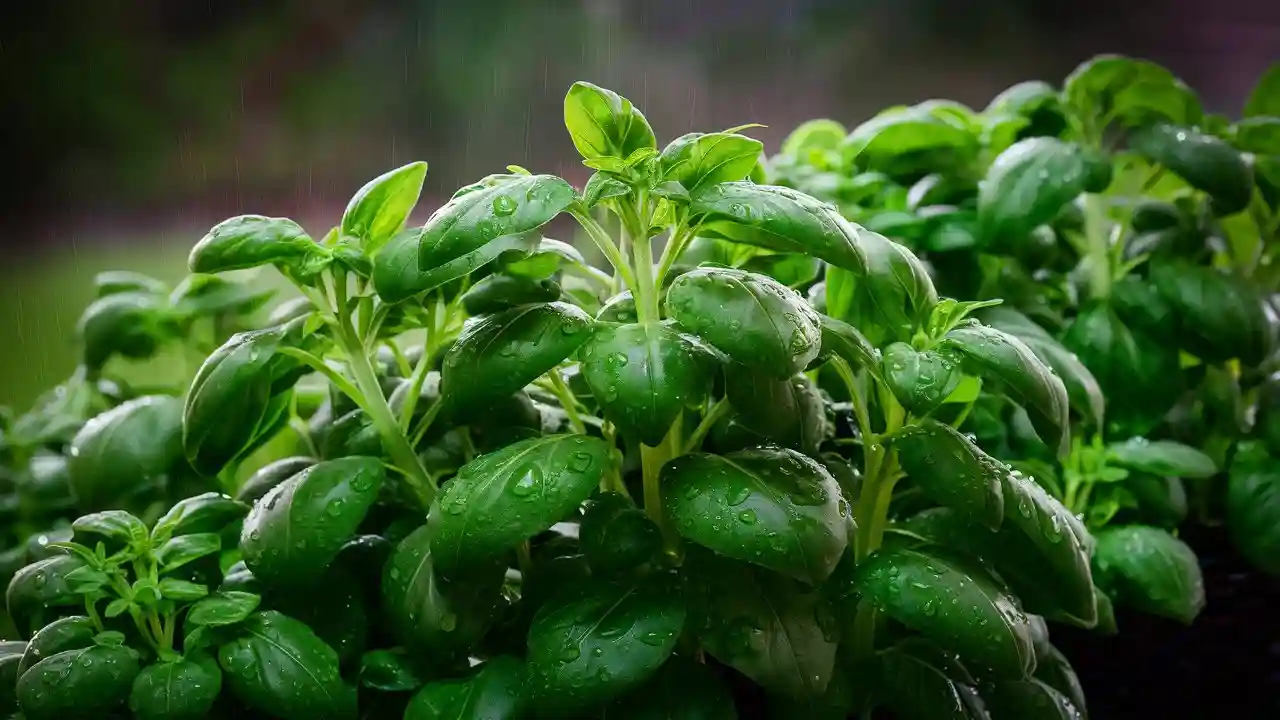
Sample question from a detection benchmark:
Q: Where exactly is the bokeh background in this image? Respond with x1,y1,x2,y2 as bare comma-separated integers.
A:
1,0,1277,410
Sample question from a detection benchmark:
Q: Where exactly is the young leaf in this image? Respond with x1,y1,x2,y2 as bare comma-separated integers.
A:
526,575,684,715
427,434,610,570
684,551,837,699
188,215,323,275
825,230,937,347
405,656,526,719
854,546,1036,677
439,302,594,416
663,447,849,585
986,80,1068,140
1128,123,1254,215
341,161,428,253
978,137,1110,250
666,266,822,378
582,171,632,208
156,533,222,573
882,342,962,415
71,510,148,549
578,321,717,446
564,82,656,163
1064,55,1201,128
780,118,847,156
128,655,223,720
817,314,882,379
659,132,764,193
187,591,261,627
69,396,184,510
1106,438,1216,479
940,321,1071,456
1092,525,1204,624
217,611,356,719
580,493,662,577
157,578,209,601
240,456,384,588
151,492,249,542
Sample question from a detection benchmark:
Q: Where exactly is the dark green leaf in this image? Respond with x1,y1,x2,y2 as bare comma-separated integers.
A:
855,545,1035,677
663,447,849,585
404,656,525,720
1245,63,1280,117
878,638,989,720
685,551,837,698
359,648,423,692
983,677,1083,719
156,533,222,572
1106,438,1216,479
817,314,882,380
687,182,869,272
168,274,276,319
439,302,594,416
724,366,831,455
824,230,937,347
660,132,764,193
17,615,97,678
68,396,183,510
382,526,505,657
6,555,87,635
374,226,531,303
883,342,962,415
187,590,261,627
427,434,609,570
987,80,1068,140
1064,55,1201,128
235,456,316,505
978,137,1109,250
341,161,428,252
667,266,822,378
218,610,356,720
564,82,656,162
895,419,1007,530
579,321,717,445
580,492,661,576
526,575,684,714
1227,444,1280,576
1033,645,1087,719
152,491,249,541
1129,123,1253,214
840,104,977,176
77,292,172,369
128,655,222,720
1092,525,1204,624
460,273,562,315
189,215,324,275
1150,261,1273,366
71,510,147,549
941,322,1071,455
604,655,738,719
16,645,139,719
240,456,384,588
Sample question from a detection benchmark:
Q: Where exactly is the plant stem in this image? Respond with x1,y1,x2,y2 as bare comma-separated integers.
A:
654,223,693,288
642,417,682,556
398,341,438,430
624,208,660,324
683,400,731,454
546,370,587,435
84,597,104,632
570,206,637,293
1084,193,1112,300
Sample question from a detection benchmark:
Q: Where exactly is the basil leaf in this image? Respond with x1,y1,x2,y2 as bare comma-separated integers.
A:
128,655,222,720
94,270,168,297
564,82,656,163
878,638,988,720
1227,444,1280,576
373,226,533,303
854,545,1036,677
71,510,147,549
663,447,849,585
978,138,1110,248
68,396,184,511
895,419,1006,530
17,615,97,679
817,314,882,380
16,645,140,719
580,493,662,576
189,215,323,275
151,491,249,541
460,273,562,316
1034,645,1087,719
667,266,822,378
660,132,764,193
235,456,316,505
405,655,525,719
1149,261,1274,366
341,161,428,253
604,655,738,719
724,366,831,456
156,533,222,573
882,342,962,415
1106,438,1216,479
5,555,87,636
1129,123,1253,215
240,456,384,588
840,104,977,177
187,591,261,627
427,434,609,570
982,677,1083,719
77,292,173,369
825,229,936,347
987,80,1068,140
1092,525,1204,624
218,611,356,719
1064,55,1201,128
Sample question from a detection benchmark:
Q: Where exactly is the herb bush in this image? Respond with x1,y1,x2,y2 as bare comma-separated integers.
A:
0,56,1276,719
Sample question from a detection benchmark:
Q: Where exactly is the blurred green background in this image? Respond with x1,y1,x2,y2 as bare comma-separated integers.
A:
1,0,1274,409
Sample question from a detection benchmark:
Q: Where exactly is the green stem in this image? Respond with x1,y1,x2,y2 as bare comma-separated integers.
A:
398,342,437,430
683,400,731,454
570,206,637,293
642,417,682,556
851,598,879,668
546,370,588,435
517,541,533,580
84,597,104,633
623,204,660,324
278,347,366,408
1084,193,1112,300
654,223,693,288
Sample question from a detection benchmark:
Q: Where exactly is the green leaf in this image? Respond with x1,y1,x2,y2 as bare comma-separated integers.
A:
667,266,822,378
156,533,222,573
978,137,1110,249
817,314,882,380
1129,123,1253,214
240,456,384,588
527,576,684,713
604,655,737,719
895,419,1007,530
1245,63,1280,117
187,590,261,627
105,598,132,618
983,677,1083,719
582,171,632,209
68,396,184,510
157,578,208,601
71,510,147,549
411,172,576,287
94,270,168,297
724,366,831,455
16,616,97,679
1064,55,1201,128
151,491,249,542
358,648,423,692
1034,645,1087,719
6,555,88,636
684,550,837,698
427,434,609,569
341,161,428,252
404,656,525,720
382,526,505,658
941,322,1071,456
882,342,962,415
854,545,1035,677
564,81,656,163
77,292,173,369
218,610,356,720
460,273,562,316
824,230,937,347
840,104,977,176
1092,525,1204,624
1106,438,1216,479
128,655,222,720
16,645,140,719
781,118,847,156
878,638,989,720
189,215,324,275
580,493,662,576
687,182,869,272
660,132,764,193
1227,444,1280,576
977,307,1105,427
375,226,527,303
663,446,850,585
579,321,717,446
987,80,1068,140
1149,261,1273,366
439,302,594,416
235,456,316,505
168,274,275,319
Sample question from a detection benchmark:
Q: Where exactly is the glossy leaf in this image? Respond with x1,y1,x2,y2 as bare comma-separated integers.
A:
582,171,632,208
663,447,849,585
187,590,261,627
218,611,356,719
1227,444,1280,576
68,396,184,510
1129,123,1253,214
129,655,222,720
235,456,316,505
1150,261,1273,366
1106,438,1216,479
840,104,976,175
77,292,172,369
1034,645,1087,719
941,321,1071,455
878,638,989,720
168,274,275,319
825,229,936,347
460,273,561,315
439,302,594,416
578,321,717,446
17,615,96,678
427,434,610,569
16,645,140,719
660,132,763,193
6,555,87,635
382,526,505,657
341,161,428,252
978,138,1110,246
687,182,869,272
685,551,837,698
983,678,1083,720
240,456,384,588
156,533,222,572
667,266,822,378
564,81,656,162
883,342,962,415
817,314,882,379
1092,525,1204,624
152,491,249,540
1,641,25,713
724,365,830,455
987,80,1067,139
895,419,1007,530
581,492,662,576
526,575,684,714
1064,55,1201,128
358,648,423,692
855,546,1035,677
71,510,147,549
404,656,525,720
374,226,526,303
189,215,322,275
